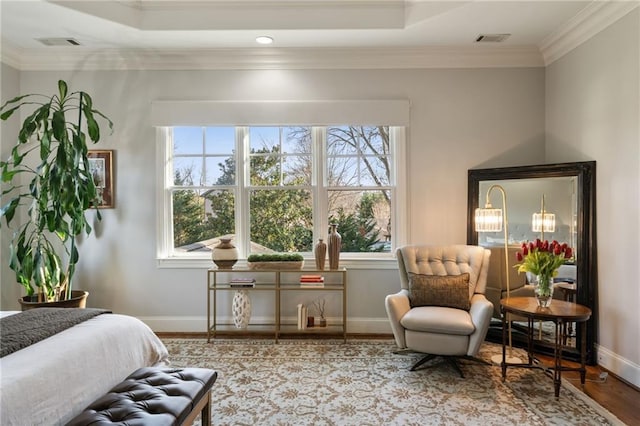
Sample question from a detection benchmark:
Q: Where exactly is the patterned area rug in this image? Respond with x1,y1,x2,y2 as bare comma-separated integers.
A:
162,338,624,426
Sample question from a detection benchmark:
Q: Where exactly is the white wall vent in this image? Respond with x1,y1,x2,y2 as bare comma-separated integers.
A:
37,38,81,46
475,34,511,43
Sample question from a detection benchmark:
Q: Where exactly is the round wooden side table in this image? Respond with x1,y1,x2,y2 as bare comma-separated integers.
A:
500,296,592,397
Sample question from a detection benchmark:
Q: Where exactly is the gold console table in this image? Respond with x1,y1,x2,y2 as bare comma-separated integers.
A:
207,268,347,343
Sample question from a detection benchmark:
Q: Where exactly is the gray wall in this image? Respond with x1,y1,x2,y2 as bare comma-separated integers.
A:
0,67,545,333
545,9,640,385
0,63,20,308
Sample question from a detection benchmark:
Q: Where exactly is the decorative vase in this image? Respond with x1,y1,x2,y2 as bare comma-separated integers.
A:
212,238,238,269
318,317,327,327
314,239,327,270
328,224,342,270
232,289,252,329
534,274,554,307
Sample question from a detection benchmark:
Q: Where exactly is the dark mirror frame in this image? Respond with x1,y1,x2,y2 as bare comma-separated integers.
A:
467,161,597,364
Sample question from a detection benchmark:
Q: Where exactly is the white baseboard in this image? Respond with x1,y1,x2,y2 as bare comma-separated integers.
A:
596,344,640,389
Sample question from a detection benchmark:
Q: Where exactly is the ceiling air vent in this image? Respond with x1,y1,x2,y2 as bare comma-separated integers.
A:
37,38,81,46
475,34,511,43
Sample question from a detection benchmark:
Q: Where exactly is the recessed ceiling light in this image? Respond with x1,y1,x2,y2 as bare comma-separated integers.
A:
256,36,274,45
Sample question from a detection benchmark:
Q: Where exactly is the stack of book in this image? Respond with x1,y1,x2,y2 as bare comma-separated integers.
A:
299,274,324,287
229,277,256,288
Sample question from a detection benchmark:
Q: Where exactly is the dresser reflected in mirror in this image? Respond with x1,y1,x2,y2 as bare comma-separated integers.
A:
467,162,597,364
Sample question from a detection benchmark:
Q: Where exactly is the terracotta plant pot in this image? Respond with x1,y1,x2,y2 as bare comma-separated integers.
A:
18,290,89,311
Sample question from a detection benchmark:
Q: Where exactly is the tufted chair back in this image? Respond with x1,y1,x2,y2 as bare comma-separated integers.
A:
396,245,491,298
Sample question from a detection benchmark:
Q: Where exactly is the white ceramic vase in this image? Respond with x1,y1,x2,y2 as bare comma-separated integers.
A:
232,289,252,329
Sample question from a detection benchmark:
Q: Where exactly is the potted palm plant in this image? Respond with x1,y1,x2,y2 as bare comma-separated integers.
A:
0,80,113,307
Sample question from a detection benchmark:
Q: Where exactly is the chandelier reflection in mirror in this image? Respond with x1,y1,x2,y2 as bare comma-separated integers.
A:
531,194,556,239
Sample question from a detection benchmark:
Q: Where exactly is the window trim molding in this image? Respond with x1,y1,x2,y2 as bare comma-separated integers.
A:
154,100,409,268
391,126,408,249
155,127,173,260
156,257,400,270
151,100,410,126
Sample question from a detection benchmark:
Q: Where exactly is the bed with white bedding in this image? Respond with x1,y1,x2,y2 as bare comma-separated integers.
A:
0,310,169,425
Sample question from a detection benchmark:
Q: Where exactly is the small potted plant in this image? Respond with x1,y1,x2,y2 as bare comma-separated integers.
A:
313,298,327,327
1,80,113,307
246,253,304,270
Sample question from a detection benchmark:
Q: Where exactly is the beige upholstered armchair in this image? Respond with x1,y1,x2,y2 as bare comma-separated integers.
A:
385,245,494,377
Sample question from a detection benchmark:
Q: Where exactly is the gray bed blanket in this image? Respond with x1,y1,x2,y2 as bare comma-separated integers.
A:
1,308,111,357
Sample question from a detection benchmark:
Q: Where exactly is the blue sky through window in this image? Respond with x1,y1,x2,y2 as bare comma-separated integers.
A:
173,127,235,186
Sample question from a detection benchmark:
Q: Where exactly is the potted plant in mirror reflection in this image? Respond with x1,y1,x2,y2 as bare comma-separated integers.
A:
514,239,573,307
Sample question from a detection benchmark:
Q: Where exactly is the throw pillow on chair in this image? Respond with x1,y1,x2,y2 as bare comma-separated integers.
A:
407,273,471,310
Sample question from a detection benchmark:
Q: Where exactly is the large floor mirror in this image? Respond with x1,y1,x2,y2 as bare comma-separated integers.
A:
467,162,597,364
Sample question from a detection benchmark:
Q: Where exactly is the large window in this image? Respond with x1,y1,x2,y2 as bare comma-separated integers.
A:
158,124,404,263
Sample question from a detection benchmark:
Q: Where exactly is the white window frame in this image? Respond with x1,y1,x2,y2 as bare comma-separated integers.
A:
153,101,409,269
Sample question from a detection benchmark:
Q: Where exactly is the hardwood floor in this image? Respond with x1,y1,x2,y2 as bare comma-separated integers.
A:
535,353,640,426
158,333,639,425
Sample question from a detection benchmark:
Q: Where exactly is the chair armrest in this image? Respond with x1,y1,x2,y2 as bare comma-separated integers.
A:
467,294,494,356
385,290,411,349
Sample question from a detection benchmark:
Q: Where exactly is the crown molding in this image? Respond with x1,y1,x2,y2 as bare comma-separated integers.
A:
1,45,544,71
3,2,636,72
540,1,639,66
0,43,21,70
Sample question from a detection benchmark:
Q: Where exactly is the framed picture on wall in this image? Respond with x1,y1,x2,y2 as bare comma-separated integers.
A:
88,150,114,208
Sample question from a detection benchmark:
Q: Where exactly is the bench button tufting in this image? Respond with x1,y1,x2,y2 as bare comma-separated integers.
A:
66,367,217,426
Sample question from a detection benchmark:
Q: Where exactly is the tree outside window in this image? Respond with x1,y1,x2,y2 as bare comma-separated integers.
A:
169,125,395,256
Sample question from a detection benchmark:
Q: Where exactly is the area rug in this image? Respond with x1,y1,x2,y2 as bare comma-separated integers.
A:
162,338,625,426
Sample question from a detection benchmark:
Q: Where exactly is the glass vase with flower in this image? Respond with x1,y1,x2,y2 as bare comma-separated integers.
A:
515,239,573,307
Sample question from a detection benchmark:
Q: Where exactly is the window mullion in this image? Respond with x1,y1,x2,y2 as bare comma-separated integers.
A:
279,127,284,187
313,127,328,242
200,127,206,186
237,126,250,258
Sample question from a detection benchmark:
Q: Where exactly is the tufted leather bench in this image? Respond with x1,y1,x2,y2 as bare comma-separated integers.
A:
66,367,217,426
